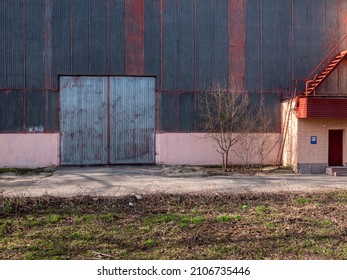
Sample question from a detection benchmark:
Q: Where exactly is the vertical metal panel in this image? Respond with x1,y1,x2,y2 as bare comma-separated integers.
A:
162,0,178,90
212,0,228,85
26,0,44,89
47,91,59,132
52,0,71,89
109,0,125,74
228,0,246,89
196,0,212,89
276,1,292,90
196,0,228,90
27,91,45,132
262,0,292,92
60,77,108,165
145,0,161,89
336,0,347,93
307,0,323,74
248,92,281,132
0,1,5,88
71,0,89,75
179,92,195,131
43,0,53,90
3,0,24,88
158,92,178,131
177,0,195,91
320,0,338,94
110,77,155,164
292,0,309,83
90,0,107,74
125,0,145,75
0,92,25,132
245,0,261,92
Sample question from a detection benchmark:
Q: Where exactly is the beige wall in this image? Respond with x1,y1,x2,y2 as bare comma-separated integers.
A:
297,119,347,165
282,100,298,170
282,97,347,173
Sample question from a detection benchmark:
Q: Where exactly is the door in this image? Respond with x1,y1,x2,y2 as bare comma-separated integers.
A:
328,130,343,166
109,77,155,164
60,76,155,165
60,77,108,165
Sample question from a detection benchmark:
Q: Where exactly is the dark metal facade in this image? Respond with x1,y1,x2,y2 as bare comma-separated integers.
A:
1,0,347,134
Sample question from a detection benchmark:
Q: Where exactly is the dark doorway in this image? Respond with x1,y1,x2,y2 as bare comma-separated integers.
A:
328,130,343,166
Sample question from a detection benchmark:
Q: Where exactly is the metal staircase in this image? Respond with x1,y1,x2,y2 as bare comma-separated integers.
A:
305,50,347,95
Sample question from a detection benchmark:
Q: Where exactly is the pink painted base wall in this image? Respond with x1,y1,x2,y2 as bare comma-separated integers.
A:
0,134,59,168
156,133,280,166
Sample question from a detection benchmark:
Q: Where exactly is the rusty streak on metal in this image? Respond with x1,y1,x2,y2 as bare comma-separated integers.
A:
228,0,246,90
125,0,144,75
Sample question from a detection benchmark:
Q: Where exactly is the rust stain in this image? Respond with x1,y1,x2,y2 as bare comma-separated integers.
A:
228,0,246,90
125,0,145,75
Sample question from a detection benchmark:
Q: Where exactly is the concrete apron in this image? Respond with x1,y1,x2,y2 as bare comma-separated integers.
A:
1,166,347,197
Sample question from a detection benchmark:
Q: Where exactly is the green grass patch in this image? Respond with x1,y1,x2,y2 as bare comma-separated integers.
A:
216,214,242,223
293,197,313,205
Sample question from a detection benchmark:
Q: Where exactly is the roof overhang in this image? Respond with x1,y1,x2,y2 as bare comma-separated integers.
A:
295,96,347,119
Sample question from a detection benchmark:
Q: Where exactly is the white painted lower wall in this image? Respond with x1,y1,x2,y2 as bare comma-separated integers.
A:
156,133,280,166
0,134,59,168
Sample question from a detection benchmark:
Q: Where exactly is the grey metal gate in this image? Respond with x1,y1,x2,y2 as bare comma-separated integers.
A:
60,76,155,165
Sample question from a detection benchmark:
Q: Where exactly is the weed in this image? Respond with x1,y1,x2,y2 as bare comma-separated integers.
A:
100,213,118,223
317,219,333,228
21,217,44,227
140,225,150,232
264,221,275,229
144,239,154,247
293,197,312,205
119,249,127,257
180,216,205,227
46,214,64,224
216,215,232,223
144,213,180,225
77,215,96,223
255,205,267,214
216,214,242,223
0,220,11,236
69,232,94,241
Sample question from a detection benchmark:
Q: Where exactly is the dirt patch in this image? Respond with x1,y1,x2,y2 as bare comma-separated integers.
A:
162,165,294,177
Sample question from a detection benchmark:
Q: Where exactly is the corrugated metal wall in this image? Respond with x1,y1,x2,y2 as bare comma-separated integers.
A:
1,0,347,134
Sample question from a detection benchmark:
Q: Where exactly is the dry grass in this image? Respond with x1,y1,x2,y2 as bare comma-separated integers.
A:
0,190,346,260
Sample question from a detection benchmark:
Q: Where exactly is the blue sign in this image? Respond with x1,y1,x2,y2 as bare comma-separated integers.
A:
311,136,317,144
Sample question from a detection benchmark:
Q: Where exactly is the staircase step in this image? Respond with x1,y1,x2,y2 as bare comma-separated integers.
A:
326,166,347,176
333,172,347,176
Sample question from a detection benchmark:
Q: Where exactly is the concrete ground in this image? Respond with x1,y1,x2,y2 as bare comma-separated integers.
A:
1,165,347,197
